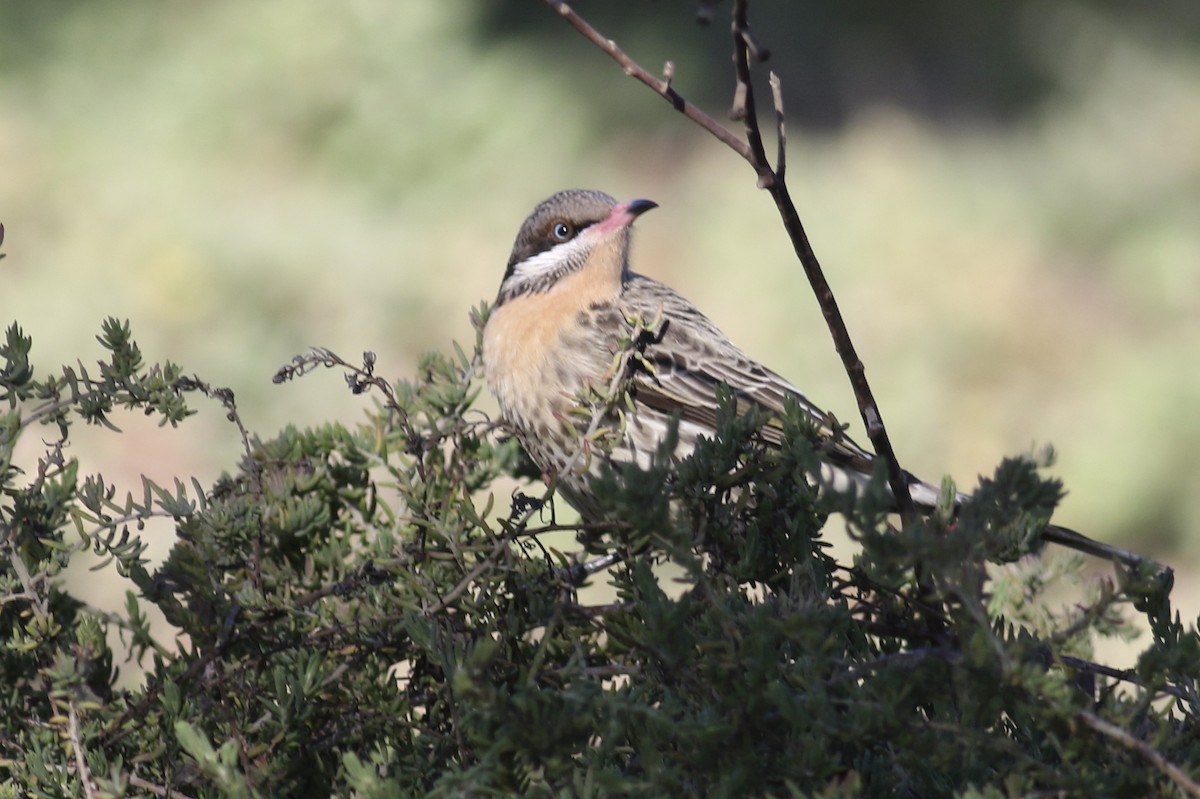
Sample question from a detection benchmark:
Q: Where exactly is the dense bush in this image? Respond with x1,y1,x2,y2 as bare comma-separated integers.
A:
2,314,1198,798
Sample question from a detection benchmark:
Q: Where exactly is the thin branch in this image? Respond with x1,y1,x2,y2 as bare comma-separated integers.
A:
543,0,1161,581
735,7,927,554
545,0,918,525
739,26,771,63
1048,577,1118,648
7,550,49,619
423,531,515,616
1077,710,1200,798
729,0,772,183
768,71,786,182
519,520,632,537
543,0,751,162
734,3,918,522
68,701,98,799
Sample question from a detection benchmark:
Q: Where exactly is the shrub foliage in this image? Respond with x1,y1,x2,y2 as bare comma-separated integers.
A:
1,314,1198,798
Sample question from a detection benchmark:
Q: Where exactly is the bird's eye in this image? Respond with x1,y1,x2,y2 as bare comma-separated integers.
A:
551,221,574,242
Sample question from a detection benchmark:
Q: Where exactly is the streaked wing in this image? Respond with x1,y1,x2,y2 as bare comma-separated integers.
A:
621,274,878,476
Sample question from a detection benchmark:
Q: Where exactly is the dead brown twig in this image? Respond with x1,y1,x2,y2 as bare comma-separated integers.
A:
542,0,917,523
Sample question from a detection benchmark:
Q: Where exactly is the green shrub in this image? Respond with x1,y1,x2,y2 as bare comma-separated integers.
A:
1,316,1197,798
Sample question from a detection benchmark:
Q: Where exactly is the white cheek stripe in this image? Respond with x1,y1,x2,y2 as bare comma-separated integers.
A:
510,236,589,283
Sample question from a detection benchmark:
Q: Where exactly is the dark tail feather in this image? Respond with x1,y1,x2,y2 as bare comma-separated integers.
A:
1042,523,1164,573
900,473,1165,573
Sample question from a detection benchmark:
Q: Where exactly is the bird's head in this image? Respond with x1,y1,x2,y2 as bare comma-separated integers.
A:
496,189,657,305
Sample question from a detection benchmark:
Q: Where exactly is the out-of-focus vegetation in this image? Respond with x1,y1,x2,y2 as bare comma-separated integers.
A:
1,1,1197,563
2,2,1200,793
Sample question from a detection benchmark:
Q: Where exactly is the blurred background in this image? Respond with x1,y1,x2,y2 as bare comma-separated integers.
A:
2,0,1198,657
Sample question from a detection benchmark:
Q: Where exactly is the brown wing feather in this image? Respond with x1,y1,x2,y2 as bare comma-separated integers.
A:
620,273,878,475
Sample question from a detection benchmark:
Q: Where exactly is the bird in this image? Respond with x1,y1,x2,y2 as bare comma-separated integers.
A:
481,188,1145,568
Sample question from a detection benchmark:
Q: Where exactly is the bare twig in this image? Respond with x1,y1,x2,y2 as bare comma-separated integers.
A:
546,1,1173,578
739,26,771,63
7,550,49,619
68,701,98,799
1048,577,1118,648
739,154,916,515
733,0,918,522
729,0,772,182
423,532,515,616
543,0,751,161
544,0,918,524
1077,710,1200,798
768,72,786,182
519,520,632,537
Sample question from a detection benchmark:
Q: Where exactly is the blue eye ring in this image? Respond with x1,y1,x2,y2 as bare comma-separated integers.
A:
551,221,573,242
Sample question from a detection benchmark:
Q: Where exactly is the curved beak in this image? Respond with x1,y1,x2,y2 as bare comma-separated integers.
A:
593,198,658,234
620,199,658,218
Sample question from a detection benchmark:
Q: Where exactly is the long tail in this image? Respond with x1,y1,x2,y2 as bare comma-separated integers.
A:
899,472,1162,573
1041,523,1159,572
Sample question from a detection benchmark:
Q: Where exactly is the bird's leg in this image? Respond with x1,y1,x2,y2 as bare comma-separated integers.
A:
558,551,626,587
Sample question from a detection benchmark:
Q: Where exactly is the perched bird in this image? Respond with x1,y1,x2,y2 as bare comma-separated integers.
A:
482,188,1141,566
